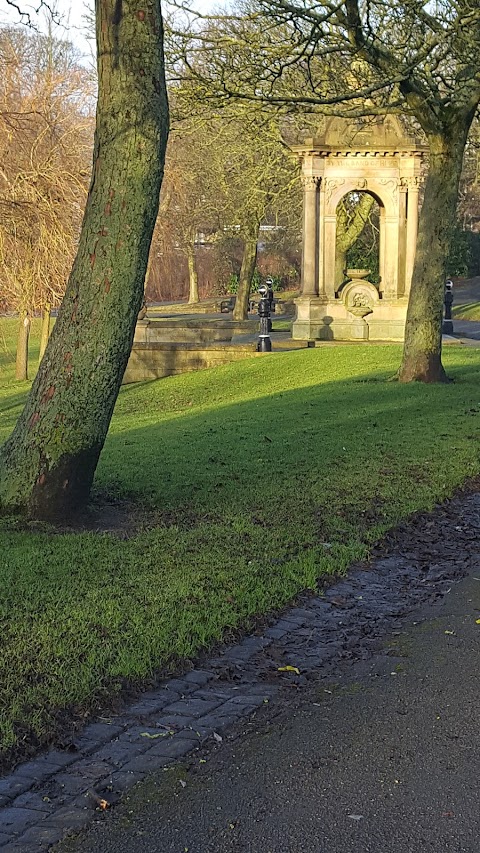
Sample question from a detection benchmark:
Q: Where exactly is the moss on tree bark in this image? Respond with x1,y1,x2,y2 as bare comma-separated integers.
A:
398,130,469,383
0,0,169,520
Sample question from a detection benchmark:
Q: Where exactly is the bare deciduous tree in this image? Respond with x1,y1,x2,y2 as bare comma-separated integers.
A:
0,26,94,375
172,0,480,381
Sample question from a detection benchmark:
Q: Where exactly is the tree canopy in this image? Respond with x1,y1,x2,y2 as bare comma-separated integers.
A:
171,0,480,380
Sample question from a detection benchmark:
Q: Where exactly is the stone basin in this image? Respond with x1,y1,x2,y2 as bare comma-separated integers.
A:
346,268,371,280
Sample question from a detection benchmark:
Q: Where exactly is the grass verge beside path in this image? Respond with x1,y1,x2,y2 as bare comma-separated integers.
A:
0,316,43,380
1,317,480,770
453,301,480,321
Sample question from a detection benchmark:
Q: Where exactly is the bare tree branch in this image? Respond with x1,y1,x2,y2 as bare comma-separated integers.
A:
3,0,62,29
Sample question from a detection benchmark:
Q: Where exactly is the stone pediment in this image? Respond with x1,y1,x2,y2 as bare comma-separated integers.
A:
300,115,426,155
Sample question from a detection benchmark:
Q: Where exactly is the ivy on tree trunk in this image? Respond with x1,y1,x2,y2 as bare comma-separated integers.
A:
0,0,169,520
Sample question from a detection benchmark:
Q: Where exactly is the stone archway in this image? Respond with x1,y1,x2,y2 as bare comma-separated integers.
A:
292,116,426,341
335,190,381,291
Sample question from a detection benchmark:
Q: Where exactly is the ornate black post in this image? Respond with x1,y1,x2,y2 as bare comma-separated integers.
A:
265,276,275,314
442,279,454,335
257,284,272,352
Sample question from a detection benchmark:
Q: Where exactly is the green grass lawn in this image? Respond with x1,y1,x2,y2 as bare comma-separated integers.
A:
453,301,480,320
271,319,293,332
1,317,480,768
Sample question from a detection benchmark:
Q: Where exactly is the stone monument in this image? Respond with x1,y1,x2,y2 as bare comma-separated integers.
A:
292,116,426,341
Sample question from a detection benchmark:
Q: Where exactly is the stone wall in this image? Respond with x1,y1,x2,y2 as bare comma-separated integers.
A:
123,341,261,384
134,318,257,344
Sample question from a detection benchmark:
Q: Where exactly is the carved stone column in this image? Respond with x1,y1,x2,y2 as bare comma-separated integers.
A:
301,176,320,296
378,177,401,300
378,206,386,293
383,216,400,300
398,181,408,297
323,177,346,299
404,177,421,294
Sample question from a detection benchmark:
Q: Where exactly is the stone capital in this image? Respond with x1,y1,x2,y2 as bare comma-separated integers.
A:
301,175,321,191
400,176,422,190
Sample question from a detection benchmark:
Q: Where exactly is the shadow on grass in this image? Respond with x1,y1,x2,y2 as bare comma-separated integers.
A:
1,347,480,768
95,352,480,541
0,390,32,413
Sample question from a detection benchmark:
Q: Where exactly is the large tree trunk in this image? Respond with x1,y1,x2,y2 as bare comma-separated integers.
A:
398,129,468,382
187,239,199,303
233,222,260,321
15,311,30,381
0,0,169,520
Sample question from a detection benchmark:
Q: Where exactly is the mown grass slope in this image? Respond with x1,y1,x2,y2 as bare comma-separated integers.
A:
1,317,480,766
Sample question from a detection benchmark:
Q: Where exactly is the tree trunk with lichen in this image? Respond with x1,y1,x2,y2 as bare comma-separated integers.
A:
398,129,468,382
233,221,260,321
0,0,169,520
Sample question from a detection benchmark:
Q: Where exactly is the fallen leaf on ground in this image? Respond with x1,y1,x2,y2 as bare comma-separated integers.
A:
179,779,187,788
87,791,111,810
445,630,455,635
213,731,223,743
278,665,301,674
140,731,171,739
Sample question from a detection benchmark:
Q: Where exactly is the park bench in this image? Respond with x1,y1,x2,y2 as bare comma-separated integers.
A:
249,297,278,313
218,296,236,313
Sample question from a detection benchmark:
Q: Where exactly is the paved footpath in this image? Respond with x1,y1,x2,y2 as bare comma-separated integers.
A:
1,493,480,851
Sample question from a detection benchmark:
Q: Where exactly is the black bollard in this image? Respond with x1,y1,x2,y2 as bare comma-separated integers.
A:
442,279,454,335
257,284,272,352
